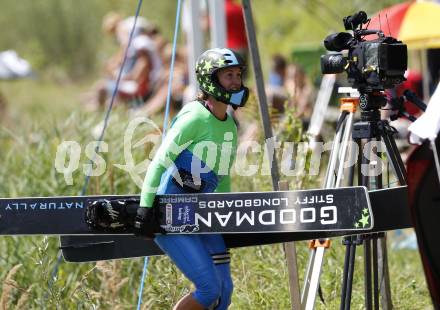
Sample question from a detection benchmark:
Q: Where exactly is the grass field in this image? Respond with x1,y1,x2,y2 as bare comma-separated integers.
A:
0,79,433,309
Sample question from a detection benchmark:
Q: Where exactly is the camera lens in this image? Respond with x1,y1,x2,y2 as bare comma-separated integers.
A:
321,54,347,74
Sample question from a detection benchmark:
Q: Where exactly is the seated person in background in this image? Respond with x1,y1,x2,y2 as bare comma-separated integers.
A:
95,13,162,108
266,54,289,128
284,63,313,121
238,54,289,141
145,23,168,60
239,59,315,142
268,54,287,88
134,45,188,118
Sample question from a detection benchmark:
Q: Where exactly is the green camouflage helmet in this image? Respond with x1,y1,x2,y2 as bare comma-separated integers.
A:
195,48,249,108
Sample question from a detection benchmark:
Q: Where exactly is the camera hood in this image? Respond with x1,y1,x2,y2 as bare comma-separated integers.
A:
324,32,353,52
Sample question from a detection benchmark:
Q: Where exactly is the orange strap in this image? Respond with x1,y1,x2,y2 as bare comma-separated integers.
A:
339,97,359,113
308,239,332,249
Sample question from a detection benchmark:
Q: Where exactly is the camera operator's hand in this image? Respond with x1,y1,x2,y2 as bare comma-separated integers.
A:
134,206,165,239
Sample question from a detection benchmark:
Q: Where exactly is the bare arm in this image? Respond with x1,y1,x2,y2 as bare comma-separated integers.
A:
124,50,151,82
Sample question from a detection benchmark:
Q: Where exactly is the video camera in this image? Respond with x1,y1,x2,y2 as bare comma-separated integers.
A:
321,11,407,92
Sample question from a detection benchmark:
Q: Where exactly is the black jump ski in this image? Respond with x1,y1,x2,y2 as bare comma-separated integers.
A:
0,187,372,235
61,186,413,262
0,186,412,262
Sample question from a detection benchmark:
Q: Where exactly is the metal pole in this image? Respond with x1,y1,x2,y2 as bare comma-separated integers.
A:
208,0,226,48
378,235,393,310
307,74,336,150
241,0,280,190
183,0,204,101
279,181,301,310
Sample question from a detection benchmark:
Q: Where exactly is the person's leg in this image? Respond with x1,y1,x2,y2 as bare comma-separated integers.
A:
173,293,204,310
200,234,233,310
155,234,222,309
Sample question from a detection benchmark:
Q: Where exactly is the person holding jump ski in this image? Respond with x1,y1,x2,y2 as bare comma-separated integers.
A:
135,47,249,310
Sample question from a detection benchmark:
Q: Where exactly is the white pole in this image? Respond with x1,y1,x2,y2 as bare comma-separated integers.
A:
182,0,204,101
208,0,226,48
307,74,336,150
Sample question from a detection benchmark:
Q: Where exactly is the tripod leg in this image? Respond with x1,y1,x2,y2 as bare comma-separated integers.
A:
324,119,345,187
348,143,356,186
340,159,357,310
378,234,393,310
302,242,328,310
344,236,359,310
364,235,373,310
340,236,357,310
372,174,382,310
358,139,373,310
339,138,365,308
302,245,317,303
373,236,379,310
381,129,407,185
340,237,350,310
302,111,351,309
378,132,396,309
339,137,364,310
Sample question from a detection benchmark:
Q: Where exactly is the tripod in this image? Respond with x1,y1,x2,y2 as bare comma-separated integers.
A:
301,91,407,310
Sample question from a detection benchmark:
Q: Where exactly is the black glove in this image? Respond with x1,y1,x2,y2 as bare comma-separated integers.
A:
85,198,138,232
133,206,165,239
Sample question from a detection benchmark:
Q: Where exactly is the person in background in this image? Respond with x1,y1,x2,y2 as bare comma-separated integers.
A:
264,54,290,131
268,54,287,88
91,13,162,109
135,46,188,118
284,63,313,121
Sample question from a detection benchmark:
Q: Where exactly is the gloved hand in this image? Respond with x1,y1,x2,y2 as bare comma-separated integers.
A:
85,199,134,232
133,206,164,239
